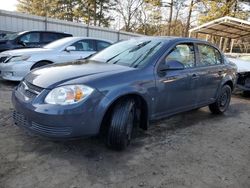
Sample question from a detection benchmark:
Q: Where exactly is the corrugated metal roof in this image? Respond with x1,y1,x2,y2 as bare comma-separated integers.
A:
189,16,250,39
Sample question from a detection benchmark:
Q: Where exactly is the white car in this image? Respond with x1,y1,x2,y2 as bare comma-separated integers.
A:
226,54,250,93
0,37,112,81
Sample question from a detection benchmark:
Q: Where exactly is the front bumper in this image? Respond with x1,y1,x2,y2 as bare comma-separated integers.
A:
0,61,34,81
12,82,106,139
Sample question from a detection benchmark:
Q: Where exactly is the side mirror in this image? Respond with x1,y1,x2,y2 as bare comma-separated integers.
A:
159,60,185,71
65,46,76,52
18,40,28,46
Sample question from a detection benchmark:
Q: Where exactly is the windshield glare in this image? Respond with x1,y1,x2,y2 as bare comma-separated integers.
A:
0,32,19,41
90,39,164,68
43,37,73,49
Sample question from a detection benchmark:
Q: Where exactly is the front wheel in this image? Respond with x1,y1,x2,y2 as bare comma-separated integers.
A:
107,99,137,150
209,85,232,114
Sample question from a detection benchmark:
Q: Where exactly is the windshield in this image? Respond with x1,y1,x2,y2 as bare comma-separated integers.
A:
90,38,164,68
43,37,73,49
0,32,19,41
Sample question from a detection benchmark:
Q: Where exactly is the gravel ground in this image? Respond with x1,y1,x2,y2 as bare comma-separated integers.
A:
0,80,249,188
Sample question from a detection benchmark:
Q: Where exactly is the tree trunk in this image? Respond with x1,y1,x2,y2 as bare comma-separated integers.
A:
185,0,194,37
167,0,173,36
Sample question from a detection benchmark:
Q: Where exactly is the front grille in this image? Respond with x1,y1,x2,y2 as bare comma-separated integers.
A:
17,80,44,100
13,111,29,127
31,122,72,136
13,111,72,137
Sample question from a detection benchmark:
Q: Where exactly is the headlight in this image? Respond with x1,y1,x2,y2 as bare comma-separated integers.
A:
45,85,94,105
8,55,30,62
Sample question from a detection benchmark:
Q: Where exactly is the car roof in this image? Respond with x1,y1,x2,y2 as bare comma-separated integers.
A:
132,36,207,43
65,37,113,43
130,36,220,51
18,30,72,35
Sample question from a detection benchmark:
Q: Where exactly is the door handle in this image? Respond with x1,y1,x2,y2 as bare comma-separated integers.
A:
191,74,198,79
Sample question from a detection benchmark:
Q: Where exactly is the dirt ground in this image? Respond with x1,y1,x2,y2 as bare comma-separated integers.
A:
0,79,249,188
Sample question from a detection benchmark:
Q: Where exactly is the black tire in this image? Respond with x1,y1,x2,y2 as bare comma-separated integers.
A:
107,99,137,150
31,61,50,70
209,85,231,114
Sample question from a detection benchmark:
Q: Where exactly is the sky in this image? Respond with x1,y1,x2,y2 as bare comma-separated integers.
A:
0,0,17,11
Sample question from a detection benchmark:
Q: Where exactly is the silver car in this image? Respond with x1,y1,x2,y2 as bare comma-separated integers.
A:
0,37,112,81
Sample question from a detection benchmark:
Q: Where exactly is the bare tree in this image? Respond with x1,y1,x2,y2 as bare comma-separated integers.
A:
114,0,143,32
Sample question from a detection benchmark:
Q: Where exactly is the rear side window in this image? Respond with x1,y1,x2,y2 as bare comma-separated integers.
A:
19,32,40,43
165,43,195,68
42,33,60,43
71,40,95,51
197,44,222,66
97,41,111,51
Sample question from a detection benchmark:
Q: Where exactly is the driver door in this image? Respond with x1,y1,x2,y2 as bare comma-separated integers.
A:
154,43,197,117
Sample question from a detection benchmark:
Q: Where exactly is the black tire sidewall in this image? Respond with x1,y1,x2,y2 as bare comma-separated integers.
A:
107,100,136,150
217,85,232,113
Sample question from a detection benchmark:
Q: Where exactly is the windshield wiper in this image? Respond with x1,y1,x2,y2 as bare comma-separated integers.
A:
130,42,161,68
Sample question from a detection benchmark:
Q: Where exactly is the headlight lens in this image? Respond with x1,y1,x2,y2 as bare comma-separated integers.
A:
8,55,30,62
45,85,94,105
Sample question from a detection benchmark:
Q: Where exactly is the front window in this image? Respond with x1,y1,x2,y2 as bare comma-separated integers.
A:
19,33,40,43
165,43,195,68
71,40,95,51
90,39,164,68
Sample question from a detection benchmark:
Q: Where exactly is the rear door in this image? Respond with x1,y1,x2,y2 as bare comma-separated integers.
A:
193,43,225,105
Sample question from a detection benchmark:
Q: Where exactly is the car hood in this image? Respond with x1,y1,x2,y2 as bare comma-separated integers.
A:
25,60,134,89
228,58,250,73
0,48,53,56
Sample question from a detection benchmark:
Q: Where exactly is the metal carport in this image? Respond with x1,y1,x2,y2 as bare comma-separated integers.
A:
189,16,250,53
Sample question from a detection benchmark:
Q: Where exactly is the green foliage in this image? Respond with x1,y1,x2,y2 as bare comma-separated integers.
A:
198,0,250,24
17,0,115,26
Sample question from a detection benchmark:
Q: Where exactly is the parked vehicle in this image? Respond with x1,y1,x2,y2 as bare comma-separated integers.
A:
12,37,237,150
226,54,250,94
0,30,72,52
0,37,112,81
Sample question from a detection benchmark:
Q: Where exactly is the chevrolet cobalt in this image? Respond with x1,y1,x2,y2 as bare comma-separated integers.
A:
12,37,237,150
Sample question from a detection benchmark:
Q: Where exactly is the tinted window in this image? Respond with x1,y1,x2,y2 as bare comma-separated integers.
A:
165,43,195,68
19,32,40,43
42,33,60,43
197,44,222,66
71,40,95,51
97,41,111,51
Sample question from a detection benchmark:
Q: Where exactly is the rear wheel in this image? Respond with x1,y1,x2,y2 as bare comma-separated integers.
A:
209,85,231,114
31,61,50,70
107,99,137,150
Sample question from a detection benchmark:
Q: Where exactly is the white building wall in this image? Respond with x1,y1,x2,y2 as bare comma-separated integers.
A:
0,9,144,42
